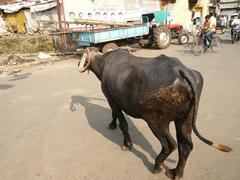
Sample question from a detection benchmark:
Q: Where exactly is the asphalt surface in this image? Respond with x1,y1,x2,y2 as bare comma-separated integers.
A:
0,33,240,180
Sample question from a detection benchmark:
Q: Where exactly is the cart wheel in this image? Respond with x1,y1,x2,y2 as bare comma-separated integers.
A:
154,26,171,49
138,39,153,48
102,43,118,54
178,33,189,44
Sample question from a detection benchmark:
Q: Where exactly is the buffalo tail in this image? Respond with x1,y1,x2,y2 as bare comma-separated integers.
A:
179,69,232,153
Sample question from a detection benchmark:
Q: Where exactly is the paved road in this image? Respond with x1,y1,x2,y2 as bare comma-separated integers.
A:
0,34,240,180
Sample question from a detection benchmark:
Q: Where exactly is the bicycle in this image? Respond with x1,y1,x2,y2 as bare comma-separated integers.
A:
191,32,222,56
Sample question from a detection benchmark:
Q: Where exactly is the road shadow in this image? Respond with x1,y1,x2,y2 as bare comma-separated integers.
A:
175,43,195,56
220,38,238,44
176,49,194,56
69,95,177,173
7,73,32,81
0,84,14,90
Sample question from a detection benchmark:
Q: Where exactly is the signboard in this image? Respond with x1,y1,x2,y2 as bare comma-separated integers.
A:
62,0,161,29
0,0,19,5
124,0,141,21
141,0,161,14
62,0,125,23
124,0,161,21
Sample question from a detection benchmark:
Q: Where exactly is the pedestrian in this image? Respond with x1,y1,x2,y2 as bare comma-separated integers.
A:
192,16,202,36
221,15,227,33
191,11,202,36
209,12,217,30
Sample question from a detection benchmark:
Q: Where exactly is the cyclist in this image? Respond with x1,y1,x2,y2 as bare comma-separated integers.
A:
202,14,216,50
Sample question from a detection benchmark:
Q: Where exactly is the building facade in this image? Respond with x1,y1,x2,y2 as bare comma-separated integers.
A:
163,0,210,30
160,0,193,30
219,0,240,15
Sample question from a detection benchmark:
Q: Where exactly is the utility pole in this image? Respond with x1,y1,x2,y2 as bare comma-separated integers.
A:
215,0,221,15
238,0,240,13
56,0,62,31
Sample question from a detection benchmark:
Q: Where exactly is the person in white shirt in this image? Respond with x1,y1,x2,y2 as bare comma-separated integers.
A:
231,14,240,37
221,16,227,33
231,14,240,27
209,12,217,29
222,16,227,26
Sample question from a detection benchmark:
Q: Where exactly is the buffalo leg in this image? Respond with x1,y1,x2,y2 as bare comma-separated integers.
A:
166,112,193,179
148,121,177,173
109,111,117,129
106,97,132,150
115,109,133,150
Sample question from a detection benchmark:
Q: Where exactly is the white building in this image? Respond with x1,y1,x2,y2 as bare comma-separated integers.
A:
220,0,240,15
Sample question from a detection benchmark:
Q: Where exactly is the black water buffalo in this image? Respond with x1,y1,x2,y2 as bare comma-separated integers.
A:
78,47,232,179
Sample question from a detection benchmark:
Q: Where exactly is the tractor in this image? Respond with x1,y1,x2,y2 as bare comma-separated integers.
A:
139,11,189,49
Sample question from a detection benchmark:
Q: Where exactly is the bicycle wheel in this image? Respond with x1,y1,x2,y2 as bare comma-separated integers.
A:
211,36,222,53
191,37,204,56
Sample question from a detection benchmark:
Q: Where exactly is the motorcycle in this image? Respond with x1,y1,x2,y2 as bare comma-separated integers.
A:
231,24,240,44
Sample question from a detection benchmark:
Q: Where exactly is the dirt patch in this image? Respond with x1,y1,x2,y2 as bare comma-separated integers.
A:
0,54,35,66
0,35,55,54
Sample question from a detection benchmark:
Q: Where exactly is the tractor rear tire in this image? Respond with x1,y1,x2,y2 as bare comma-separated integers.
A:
138,39,153,48
102,42,118,54
154,26,171,49
178,33,189,44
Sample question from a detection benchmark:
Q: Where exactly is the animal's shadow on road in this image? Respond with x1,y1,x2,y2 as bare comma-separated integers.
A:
0,84,14,89
69,95,176,173
8,73,32,81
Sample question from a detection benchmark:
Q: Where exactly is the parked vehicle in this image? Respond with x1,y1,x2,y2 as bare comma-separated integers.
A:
139,11,189,49
72,11,189,53
167,24,189,44
72,23,150,54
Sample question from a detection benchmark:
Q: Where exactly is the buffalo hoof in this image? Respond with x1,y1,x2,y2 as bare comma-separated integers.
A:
109,122,117,129
153,163,164,174
165,169,180,180
121,142,133,151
